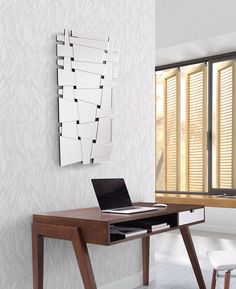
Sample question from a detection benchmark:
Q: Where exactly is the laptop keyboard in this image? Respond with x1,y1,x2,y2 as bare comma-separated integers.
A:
113,206,139,211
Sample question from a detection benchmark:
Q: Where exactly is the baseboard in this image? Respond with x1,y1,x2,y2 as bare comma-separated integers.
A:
99,267,156,289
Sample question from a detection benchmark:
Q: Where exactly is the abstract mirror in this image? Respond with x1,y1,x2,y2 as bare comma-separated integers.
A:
56,29,119,166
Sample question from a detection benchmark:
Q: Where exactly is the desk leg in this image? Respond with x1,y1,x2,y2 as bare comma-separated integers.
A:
32,224,44,289
72,228,97,289
32,223,97,289
142,236,150,286
180,226,206,289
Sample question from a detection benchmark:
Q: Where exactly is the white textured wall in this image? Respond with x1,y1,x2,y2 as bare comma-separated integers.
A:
0,1,155,288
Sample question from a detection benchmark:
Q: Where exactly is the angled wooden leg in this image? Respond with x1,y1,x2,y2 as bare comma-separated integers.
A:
142,236,150,286
32,224,44,289
72,228,97,289
224,271,231,289
32,223,97,289
180,226,206,289
211,269,217,289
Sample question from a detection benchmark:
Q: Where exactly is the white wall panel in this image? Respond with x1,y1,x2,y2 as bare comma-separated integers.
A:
73,45,105,63
96,118,112,143
71,31,108,41
60,137,82,166
101,87,112,110
81,139,93,164
0,1,155,289
69,37,108,50
91,143,112,158
77,122,98,139
77,100,97,123
61,122,78,139
104,51,119,63
58,69,76,86
63,57,72,70
74,89,102,105
59,98,79,123
75,70,101,89
72,61,106,75
96,108,113,118
63,86,74,100
100,79,116,87
56,44,73,58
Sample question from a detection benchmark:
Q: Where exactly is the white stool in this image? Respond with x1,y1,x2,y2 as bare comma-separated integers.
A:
207,251,236,289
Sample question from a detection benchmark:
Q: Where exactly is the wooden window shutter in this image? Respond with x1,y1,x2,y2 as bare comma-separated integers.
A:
216,61,236,188
163,69,180,191
186,64,207,192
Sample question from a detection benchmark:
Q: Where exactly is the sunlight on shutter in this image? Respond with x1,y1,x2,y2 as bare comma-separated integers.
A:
186,65,207,192
216,62,236,188
163,70,180,191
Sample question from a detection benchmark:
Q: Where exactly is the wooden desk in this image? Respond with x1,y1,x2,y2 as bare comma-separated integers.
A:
32,202,206,289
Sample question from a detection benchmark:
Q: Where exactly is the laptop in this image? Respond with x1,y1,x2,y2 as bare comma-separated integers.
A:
91,178,158,214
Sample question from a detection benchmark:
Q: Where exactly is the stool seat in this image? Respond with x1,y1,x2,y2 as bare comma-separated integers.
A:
208,250,236,271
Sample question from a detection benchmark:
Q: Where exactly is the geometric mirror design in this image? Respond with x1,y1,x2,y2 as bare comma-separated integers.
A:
56,29,119,166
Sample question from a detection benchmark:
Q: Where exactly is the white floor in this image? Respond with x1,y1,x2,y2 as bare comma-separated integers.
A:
137,230,236,289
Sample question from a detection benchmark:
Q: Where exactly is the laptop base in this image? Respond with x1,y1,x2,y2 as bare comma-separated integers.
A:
102,207,158,214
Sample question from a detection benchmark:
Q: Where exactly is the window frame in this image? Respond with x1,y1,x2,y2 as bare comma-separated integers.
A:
155,51,236,196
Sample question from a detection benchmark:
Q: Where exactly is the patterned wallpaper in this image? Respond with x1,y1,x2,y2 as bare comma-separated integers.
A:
0,0,155,288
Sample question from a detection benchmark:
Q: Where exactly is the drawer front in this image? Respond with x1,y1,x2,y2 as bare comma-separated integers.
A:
178,208,205,226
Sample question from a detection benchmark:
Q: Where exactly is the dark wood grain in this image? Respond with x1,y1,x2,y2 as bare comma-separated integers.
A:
32,202,205,289
32,224,44,289
211,269,217,289
180,226,206,289
224,271,231,289
32,223,96,289
72,228,97,289
33,203,204,245
33,203,203,224
142,236,150,286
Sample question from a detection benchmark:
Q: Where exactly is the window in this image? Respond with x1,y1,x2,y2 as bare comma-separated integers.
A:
155,52,236,196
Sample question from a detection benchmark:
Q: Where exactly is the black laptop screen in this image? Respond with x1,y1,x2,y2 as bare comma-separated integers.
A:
92,178,132,210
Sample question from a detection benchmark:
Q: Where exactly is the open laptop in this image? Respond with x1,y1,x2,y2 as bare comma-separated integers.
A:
91,178,158,214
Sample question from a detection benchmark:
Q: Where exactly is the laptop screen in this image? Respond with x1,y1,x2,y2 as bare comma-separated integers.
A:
91,178,132,210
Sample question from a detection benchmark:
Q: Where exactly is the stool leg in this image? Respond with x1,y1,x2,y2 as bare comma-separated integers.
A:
224,271,231,289
211,269,217,289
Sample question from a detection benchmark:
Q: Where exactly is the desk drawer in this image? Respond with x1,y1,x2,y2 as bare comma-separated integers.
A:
179,208,204,226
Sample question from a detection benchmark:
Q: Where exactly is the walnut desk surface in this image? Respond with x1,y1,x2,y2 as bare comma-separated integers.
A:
32,202,206,289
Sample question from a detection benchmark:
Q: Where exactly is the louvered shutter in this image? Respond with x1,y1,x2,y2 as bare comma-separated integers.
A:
186,64,207,192
216,61,236,188
163,70,180,191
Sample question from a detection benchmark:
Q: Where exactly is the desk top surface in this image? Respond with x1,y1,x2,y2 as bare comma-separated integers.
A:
33,202,204,224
